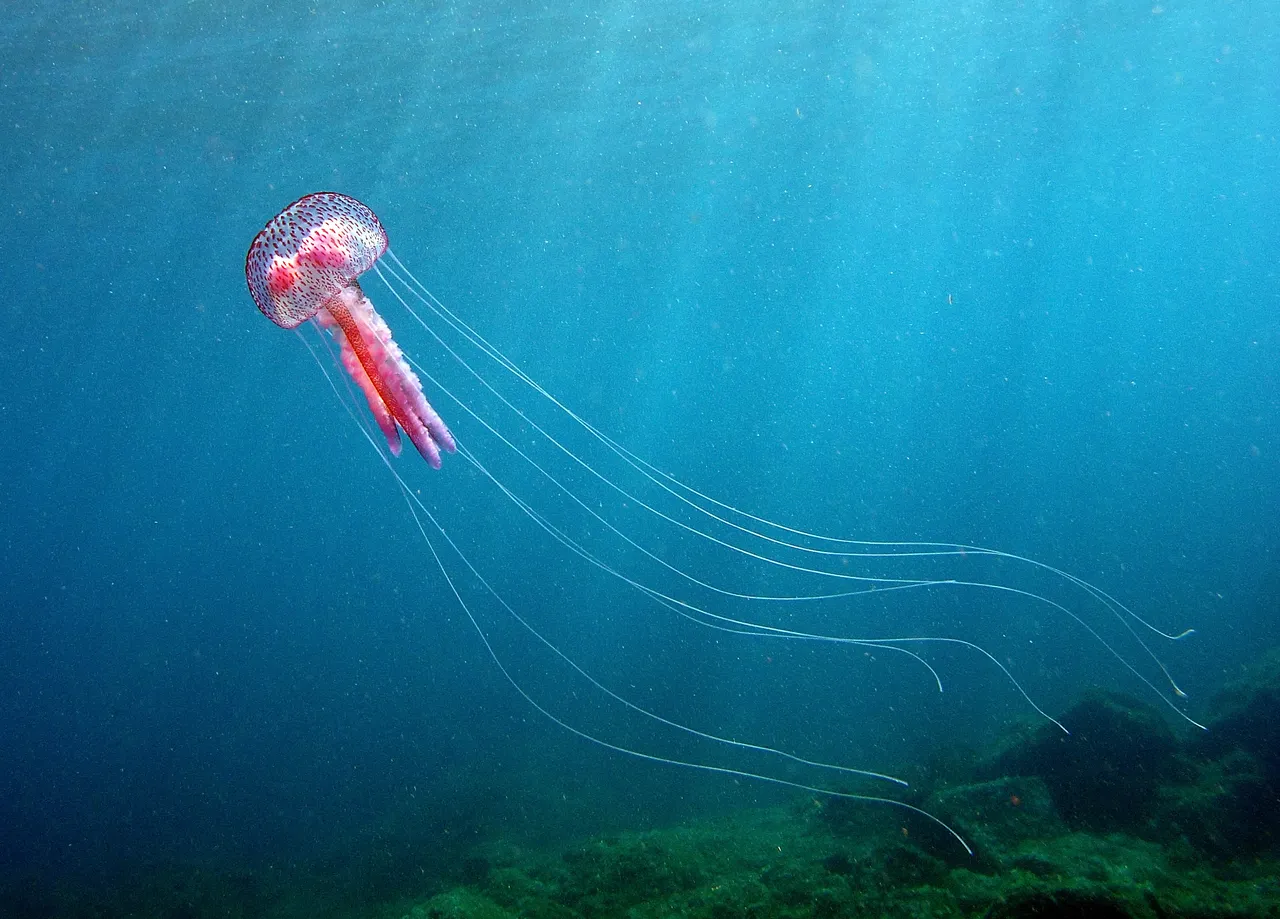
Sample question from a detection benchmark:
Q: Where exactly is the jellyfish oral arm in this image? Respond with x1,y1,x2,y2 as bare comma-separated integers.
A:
317,305,403,455
319,283,456,468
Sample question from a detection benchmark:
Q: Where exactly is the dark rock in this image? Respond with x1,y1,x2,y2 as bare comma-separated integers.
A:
927,776,1065,864
980,691,1181,833
877,839,950,886
821,851,855,876
984,889,1135,919
1195,648,1280,783
1155,749,1279,858
1161,648,1280,857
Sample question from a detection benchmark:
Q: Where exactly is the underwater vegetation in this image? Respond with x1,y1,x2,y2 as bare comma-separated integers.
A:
4,650,1279,919
402,650,1280,919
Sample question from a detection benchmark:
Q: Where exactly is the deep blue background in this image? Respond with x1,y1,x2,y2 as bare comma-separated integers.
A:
1,0,1277,884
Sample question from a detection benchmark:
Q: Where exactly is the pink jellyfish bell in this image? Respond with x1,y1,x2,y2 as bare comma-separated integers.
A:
245,192,456,468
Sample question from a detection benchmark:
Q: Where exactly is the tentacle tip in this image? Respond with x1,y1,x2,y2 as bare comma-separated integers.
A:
1174,628,1197,640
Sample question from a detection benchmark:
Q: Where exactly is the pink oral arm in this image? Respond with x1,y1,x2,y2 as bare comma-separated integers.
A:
323,285,456,468
326,315,404,456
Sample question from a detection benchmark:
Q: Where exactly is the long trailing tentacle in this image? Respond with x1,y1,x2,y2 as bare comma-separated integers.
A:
374,254,1200,728
299,325,976,854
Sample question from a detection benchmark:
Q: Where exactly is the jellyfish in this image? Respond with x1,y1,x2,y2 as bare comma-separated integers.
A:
246,192,456,468
245,192,1197,852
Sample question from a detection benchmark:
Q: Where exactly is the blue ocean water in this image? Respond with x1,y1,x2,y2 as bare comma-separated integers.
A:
1,0,1277,896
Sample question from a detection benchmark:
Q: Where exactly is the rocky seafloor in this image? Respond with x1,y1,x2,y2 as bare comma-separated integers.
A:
400,650,1280,919
7,650,1280,919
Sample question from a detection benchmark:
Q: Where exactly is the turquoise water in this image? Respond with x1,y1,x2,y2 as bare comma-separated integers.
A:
1,0,1277,894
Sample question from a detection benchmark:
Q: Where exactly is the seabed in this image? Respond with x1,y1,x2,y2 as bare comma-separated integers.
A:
8,650,1279,919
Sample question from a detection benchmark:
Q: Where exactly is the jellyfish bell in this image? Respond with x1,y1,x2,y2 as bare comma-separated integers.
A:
246,192,456,468
244,192,1198,853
